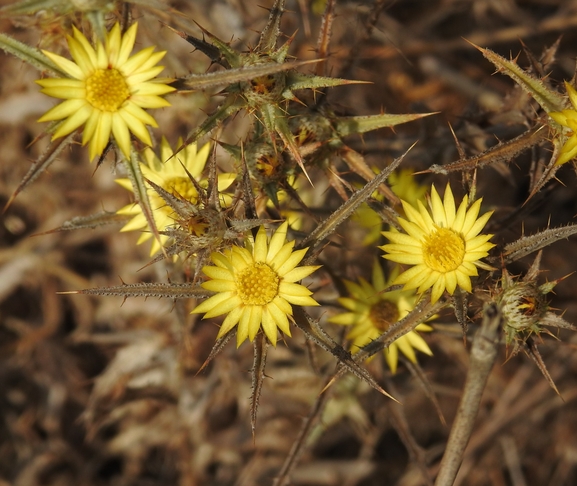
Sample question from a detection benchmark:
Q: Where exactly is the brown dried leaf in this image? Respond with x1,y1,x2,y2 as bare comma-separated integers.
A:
62,282,211,299
425,125,548,175
502,223,577,263
250,333,268,438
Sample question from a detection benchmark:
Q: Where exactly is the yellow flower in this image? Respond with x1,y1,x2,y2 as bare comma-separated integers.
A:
354,169,428,245
380,184,495,304
329,262,433,374
116,137,235,255
262,175,309,231
192,222,320,347
549,81,577,165
389,169,429,206
36,22,175,160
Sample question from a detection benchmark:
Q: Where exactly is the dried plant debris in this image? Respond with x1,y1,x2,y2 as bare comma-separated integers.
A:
2,2,577,486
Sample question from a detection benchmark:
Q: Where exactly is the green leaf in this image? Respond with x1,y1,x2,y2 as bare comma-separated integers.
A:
257,0,285,52
191,21,242,68
285,71,368,92
0,32,67,77
335,112,437,138
36,211,130,234
163,23,229,68
218,141,242,159
180,94,243,150
475,44,566,113
176,59,320,92
271,33,294,63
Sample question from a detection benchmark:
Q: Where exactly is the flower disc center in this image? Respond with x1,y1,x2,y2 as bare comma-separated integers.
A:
236,262,280,305
423,227,465,273
165,177,198,202
85,68,130,112
369,300,399,332
183,214,210,237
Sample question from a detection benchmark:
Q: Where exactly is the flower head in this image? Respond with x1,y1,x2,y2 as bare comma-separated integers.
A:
380,184,495,304
549,81,577,165
329,262,433,373
496,254,575,347
36,22,175,160
116,137,235,255
192,222,320,347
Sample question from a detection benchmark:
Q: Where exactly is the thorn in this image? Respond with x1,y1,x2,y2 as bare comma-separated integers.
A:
3,192,17,213
195,358,211,375
448,122,466,160
526,337,563,398
411,168,431,175
320,374,338,394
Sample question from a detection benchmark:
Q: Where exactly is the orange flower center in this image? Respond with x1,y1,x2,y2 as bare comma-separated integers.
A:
186,215,210,237
236,262,280,306
85,68,130,112
369,300,400,332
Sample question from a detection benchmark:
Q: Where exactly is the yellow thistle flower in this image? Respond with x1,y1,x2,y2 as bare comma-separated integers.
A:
389,169,429,206
116,137,235,255
192,222,320,347
329,262,433,374
549,81,577,165
354,169,428,245
262,175,309,231
380,184,495,304
36,22,175,160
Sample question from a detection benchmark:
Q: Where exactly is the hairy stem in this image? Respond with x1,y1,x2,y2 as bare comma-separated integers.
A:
434,303,503,486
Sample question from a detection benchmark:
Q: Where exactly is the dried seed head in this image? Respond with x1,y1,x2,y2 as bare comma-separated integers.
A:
498,277,548,344
496,254,575,347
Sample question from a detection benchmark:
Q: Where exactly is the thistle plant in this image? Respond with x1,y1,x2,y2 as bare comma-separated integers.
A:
3,2,577,486
116,137,235,255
